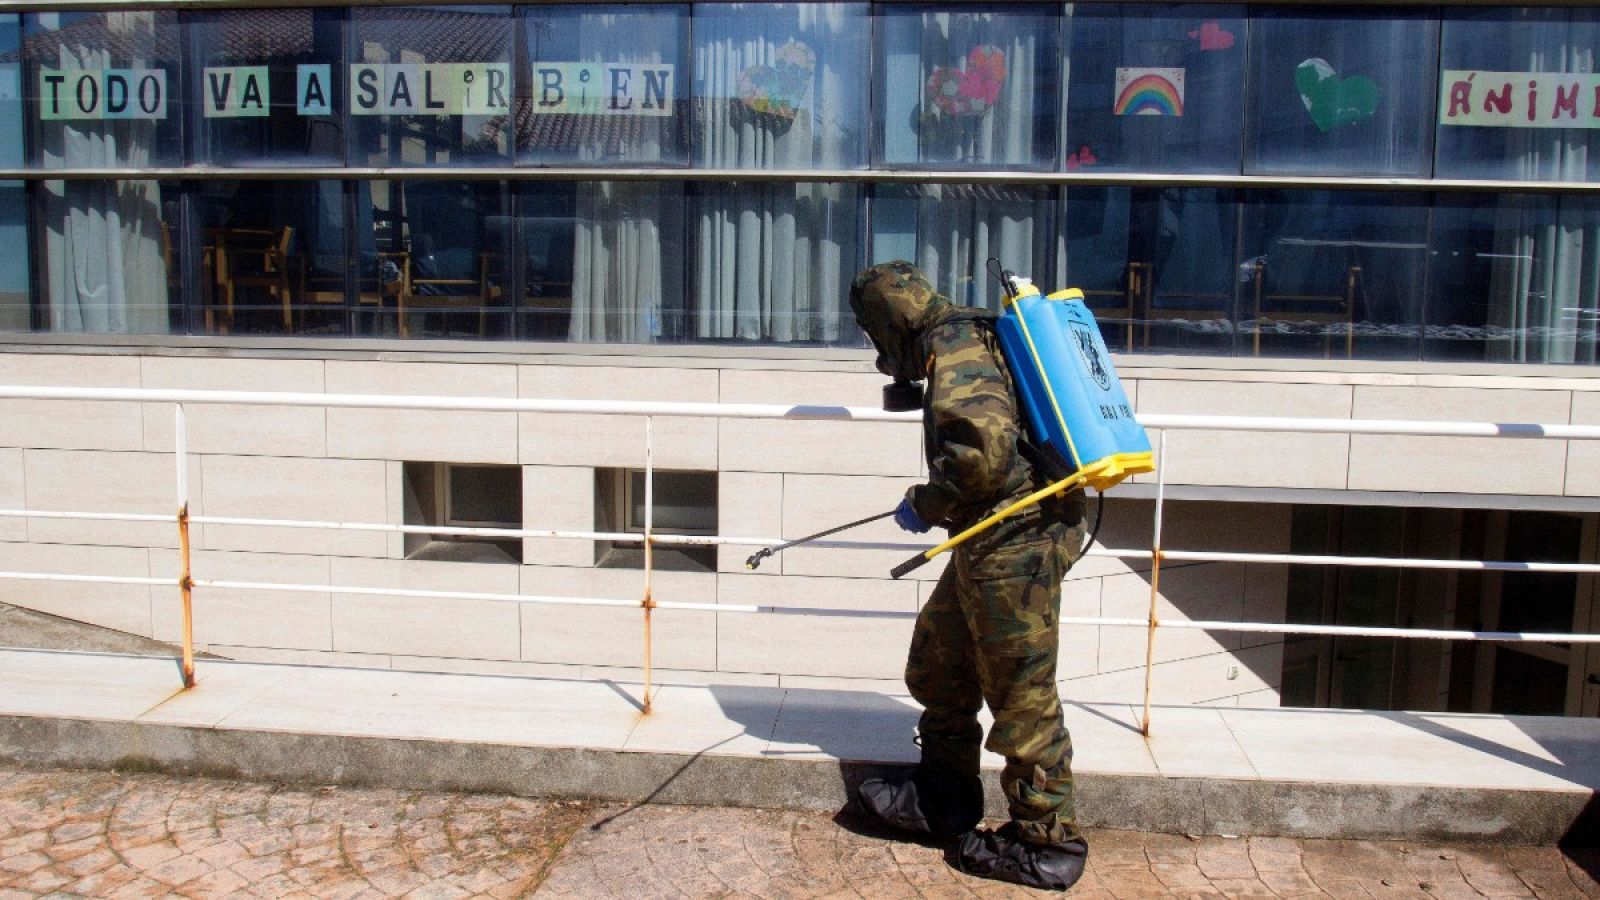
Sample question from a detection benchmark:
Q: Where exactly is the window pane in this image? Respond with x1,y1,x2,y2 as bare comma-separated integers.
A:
1426,193,1599,364
1498,511,1580,634
517,180,684,343
1435,9,1600,182
1060,187,1239,354
1065,4,1245,174
627,469,716,533
448,465,520,526
515,181,576,341
1490,648,1567,716
694,183,862,344
0,183,28,331
520,5,688,165
876,6,1060,168
693,3,869,169
195,180,348,336
26,12,183,168
0,16,23,168
350,6,512,166
37,179,179,334
1240,190,1428,360
191,9,346,166
357,180,512,339
0,19,25,332
871,183,1054,311
1244,9,1437,176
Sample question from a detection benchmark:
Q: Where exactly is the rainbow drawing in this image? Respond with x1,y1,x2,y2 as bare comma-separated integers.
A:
1113,67,1185,116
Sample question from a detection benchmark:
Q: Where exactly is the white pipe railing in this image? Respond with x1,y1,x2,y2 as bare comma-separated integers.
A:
7,384,1600,438
2,384,1600,725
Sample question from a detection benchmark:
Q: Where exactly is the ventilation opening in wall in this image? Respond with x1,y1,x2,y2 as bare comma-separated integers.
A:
402,462,522,564
595,468,717,572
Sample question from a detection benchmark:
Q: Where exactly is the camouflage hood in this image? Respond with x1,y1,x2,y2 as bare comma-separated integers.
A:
848,261,958,383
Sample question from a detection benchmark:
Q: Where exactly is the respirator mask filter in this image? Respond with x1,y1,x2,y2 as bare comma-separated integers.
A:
882,380,925,412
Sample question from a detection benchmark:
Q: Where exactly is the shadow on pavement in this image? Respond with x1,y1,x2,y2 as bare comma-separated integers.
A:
1564,840,1600,885
1386,711,1600,850
0,602,224,660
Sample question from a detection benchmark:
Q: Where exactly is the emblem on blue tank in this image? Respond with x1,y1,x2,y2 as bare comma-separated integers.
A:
1069,322,1112,391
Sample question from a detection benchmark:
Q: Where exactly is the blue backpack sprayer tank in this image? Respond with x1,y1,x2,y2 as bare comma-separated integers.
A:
884,262,1155,578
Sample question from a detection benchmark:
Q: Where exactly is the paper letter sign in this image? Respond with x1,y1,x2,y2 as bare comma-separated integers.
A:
347,63,510,115
203,66,269,117
297,64,331,115
528,63,674,116
1442,71,1600,129
40,68,166,120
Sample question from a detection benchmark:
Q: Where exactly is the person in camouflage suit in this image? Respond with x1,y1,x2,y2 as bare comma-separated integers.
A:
849,261,1089,892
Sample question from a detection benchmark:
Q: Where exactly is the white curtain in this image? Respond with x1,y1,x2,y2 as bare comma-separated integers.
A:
566,13,674,343
570,182,680,343
1490,200,1600,365
902,184,1051,311
693,4,860,342
696,184,852,342
41,13,168,334
1488,16,1600,364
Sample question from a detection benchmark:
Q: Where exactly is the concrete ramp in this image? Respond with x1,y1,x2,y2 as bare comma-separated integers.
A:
0,648,1595,845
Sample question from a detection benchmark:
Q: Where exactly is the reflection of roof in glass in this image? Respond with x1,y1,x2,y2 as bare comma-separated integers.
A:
204,9,327,63
514,99,685,156
7,8,515,66
14,12,181,65
351,8,510,61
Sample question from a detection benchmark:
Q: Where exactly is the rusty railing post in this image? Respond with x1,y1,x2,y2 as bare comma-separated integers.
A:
175,403,196,689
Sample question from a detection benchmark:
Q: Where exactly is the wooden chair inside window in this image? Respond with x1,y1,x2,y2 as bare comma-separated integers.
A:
298,260,395,334
217,226,299,332
394,251,501,338
1077,261,1147,351
1137,264,1234,350
1251,258,1359,358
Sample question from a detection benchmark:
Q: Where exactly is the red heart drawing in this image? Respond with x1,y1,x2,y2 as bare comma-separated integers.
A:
1065,145,1097,169
1187,20,1235,51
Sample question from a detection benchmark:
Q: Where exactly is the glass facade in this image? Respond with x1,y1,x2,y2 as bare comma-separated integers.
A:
522,5,688,165
350,6,513,167
1244,9,1438,177
0,3,1594,365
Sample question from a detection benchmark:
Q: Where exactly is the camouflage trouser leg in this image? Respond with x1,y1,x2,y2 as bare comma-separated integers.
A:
905,563,985,779
905,518,1084,846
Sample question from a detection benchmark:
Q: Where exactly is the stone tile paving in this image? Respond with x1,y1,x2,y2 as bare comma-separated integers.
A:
1,766,1598,899
0,766,587,899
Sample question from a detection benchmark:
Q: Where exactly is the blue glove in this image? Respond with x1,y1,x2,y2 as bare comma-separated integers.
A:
894,498,932,534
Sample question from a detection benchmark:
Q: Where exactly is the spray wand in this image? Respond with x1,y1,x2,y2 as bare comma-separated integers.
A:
745,510,895,570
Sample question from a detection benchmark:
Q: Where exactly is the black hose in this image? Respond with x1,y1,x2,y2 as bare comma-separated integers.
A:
1082,491,1106,559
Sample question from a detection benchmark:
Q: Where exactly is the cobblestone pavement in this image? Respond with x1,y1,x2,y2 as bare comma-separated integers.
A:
1,766,1597,899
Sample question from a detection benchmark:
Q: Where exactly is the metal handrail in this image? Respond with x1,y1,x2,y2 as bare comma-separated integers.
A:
3,384,1600,730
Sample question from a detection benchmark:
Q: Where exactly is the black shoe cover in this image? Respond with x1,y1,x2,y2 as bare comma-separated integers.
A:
956,822,1088,891
855,767,984,837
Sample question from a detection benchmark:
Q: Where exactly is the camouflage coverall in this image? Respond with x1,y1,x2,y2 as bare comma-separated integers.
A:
849,262,1087,847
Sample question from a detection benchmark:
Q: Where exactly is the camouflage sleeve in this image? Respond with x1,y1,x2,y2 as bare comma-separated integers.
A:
908,322,1022,526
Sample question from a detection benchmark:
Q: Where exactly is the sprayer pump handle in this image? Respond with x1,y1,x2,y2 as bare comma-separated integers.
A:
890,554,931,580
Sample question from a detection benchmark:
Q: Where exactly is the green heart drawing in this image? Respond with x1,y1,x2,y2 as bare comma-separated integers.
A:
1294,58,1378,132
